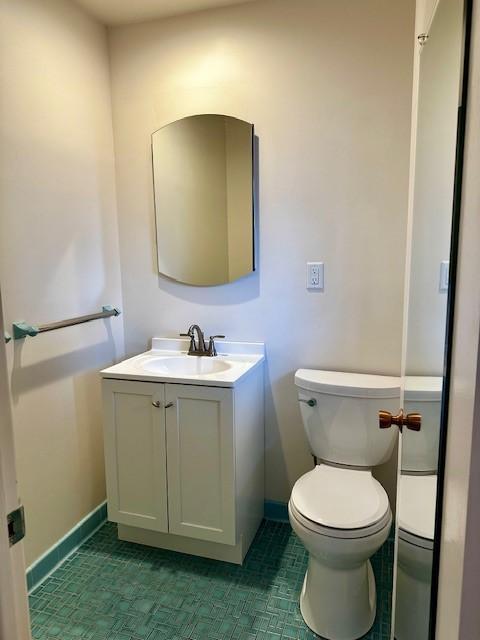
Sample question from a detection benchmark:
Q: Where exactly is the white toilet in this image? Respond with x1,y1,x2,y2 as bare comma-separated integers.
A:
395,376,442,640
289,369,400,640
402,376,443,474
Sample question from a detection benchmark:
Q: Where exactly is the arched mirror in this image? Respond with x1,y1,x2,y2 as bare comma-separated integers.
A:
152,114,255,286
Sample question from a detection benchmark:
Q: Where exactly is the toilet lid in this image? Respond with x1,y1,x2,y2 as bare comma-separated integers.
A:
295,369,400,398
290,465,390,529
404,376,443,401
398,474,437,541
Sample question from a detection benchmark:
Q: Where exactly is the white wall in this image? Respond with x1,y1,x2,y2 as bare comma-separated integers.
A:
405,0,464,375
109,0,415,502
0,0,124,564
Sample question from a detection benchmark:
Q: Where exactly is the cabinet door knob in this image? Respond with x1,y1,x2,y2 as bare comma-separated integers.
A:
152,400,161,408
165,402,174,408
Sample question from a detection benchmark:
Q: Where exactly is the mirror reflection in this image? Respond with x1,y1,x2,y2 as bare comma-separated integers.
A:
395,0,465,638
152,114,254,286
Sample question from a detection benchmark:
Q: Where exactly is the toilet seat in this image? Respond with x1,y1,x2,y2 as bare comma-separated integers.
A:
290,465,391,539
398,527,434,550
290,499,392,539
398,474,436,550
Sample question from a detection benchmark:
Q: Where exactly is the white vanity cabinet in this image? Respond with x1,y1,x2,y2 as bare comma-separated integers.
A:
101,343,264,565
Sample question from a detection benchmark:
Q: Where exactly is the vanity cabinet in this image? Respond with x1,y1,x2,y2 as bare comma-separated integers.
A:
101,364,264,564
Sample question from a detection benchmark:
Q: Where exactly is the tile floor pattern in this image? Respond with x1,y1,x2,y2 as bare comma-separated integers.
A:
29,521,393,640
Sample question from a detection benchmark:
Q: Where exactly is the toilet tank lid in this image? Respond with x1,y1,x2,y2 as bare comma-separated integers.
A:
295,369,401,398
404,376,443,401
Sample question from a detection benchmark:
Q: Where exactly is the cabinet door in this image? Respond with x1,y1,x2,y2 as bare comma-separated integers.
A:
165,384,235,545
102,379,168,532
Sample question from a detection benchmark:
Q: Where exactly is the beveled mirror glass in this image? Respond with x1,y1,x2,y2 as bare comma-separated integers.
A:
152,114,254,286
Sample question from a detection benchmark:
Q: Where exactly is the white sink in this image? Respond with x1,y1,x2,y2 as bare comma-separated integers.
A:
140,355,233,376
100,337,265,388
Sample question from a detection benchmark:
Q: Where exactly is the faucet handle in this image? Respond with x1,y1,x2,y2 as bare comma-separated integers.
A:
207,335,225,357
180,331,196,351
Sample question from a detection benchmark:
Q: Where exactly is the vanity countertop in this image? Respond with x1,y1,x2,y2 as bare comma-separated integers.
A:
100,337,265,388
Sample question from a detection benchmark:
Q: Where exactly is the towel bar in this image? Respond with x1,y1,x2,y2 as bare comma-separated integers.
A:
12,305,121,340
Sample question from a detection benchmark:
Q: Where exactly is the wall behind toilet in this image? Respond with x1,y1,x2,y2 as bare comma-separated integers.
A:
109,0,415,503
0,0,124,564
405,0,464,376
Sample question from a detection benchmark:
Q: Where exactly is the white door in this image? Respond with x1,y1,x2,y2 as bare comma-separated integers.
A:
0,289,31,640
103,379,168,532
165,384,236,545
393,1,470,638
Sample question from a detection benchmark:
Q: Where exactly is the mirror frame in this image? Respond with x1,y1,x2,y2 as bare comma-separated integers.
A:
150,113,257,287
428,0,473,636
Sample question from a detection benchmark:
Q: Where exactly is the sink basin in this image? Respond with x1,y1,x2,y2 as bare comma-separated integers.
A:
100,338,265,387
140,356,233,376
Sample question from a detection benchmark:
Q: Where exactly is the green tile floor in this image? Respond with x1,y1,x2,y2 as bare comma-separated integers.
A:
29,520,393,640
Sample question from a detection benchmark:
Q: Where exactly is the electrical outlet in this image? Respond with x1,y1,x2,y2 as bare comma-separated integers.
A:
307,262,324,290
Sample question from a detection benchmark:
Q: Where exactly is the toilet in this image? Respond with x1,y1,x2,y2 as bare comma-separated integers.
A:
402,376,443,473
289,370,400,640
395,376,442,640
395,475,437,640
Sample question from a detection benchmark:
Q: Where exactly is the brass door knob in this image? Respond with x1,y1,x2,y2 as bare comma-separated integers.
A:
404,412,422,431
379,409,421,432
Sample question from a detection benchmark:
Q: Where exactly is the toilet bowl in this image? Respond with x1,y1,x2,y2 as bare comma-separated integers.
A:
291,370,400,640
395,474,437,640
289,465,392,640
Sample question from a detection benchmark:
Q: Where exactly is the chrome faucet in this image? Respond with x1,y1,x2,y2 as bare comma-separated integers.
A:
180,324,225,357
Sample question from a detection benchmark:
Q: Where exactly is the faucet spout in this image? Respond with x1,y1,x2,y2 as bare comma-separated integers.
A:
180,325,225,356
188,324,206,353
180,324,209,355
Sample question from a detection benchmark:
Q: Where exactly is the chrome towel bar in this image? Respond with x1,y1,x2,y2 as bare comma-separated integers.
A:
12,305,121,340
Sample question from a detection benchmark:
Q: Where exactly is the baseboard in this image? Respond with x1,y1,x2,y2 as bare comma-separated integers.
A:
264,500,289,522
26,499,285,591
25,498,391,590
26,501,107,592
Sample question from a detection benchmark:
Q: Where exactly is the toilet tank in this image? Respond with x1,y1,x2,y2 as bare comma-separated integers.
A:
402,376,443,473
295,370,401,467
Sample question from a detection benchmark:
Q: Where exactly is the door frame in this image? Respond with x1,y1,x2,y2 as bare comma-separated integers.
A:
0,286,31,640
435,0,480,637
426,0,473,636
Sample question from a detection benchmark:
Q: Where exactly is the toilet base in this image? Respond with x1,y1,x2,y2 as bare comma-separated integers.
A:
299,556,376,640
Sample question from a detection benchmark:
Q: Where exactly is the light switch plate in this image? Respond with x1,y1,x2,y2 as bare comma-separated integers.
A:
439,261,449,292
307,262,324,290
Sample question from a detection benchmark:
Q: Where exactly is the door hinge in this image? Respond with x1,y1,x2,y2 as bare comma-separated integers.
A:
7,506,25,547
